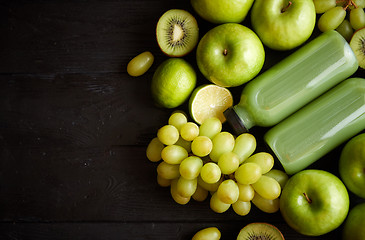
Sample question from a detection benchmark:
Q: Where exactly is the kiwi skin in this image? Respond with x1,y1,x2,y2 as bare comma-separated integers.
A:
156,9,199,57
236,222,285,240
349,27,365,69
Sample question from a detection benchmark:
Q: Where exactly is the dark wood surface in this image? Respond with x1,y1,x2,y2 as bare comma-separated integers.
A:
0,1,364,239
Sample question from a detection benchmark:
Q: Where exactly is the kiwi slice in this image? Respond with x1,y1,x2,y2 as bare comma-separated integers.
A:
156,9,199,57
237,223,285,240
349,27,365,69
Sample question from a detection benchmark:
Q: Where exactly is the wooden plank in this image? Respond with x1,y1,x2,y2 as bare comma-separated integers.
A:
0,1,199,74
0,73,172,147
0,222,341,240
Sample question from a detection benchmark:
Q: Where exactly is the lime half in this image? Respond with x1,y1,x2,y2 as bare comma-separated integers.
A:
189,84,233,124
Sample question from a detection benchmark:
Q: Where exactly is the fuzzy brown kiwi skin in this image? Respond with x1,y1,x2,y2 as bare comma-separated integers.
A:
349,27,365,69
155,10,199,57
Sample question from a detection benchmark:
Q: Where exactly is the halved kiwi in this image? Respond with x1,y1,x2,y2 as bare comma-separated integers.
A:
156,9,199,57
237,223,285,240
349,27,365,69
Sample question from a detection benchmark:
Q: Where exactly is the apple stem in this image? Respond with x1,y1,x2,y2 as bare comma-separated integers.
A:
281,1,292,13
223,49,228,56
303,192,312,204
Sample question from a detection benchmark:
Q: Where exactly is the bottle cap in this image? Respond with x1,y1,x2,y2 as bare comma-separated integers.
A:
224,107,248,135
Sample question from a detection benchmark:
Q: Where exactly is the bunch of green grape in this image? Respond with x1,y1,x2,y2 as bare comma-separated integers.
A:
314,0,365,41
146,111,289,216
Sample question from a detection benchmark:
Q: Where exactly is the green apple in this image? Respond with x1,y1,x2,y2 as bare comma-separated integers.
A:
191,0,254,24
250,0,316,51
196,23,265,88
339,133,365,199
280,169,349,236
342,203,365,240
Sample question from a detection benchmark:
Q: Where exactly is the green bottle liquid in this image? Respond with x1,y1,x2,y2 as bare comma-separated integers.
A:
224,30,358,133
265,78,365,175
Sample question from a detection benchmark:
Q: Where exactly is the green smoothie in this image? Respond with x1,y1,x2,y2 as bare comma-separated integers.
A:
264,78,365,175
224,30,358,134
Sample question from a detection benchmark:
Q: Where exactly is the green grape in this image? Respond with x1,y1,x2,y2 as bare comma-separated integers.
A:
180,122,199,141
210,192,231,213
192,184,209,202
192,227,221,240
237,183,255,202
209,132,235,162
156,161,180,179
146,137,165,162
168,111,187,131
157,124,179,145
245,152,274,174
252,175,281,200
179,156,203,180
354,0,365,8
318,6,347,32
350,7,365,30
177,176,197,198
161,145,188,165
235,162,262,185
197,175,222,192
200,162,222,184
264,169,289,189
157,174,171,187
127,51,154,77
252,193,280,213
217,179,239,204
232,133,256,164
346,0,365,9
232,200,251,216
313,0,337,13
199,117,222,139
175,136,192,153
336,19,354,42
191,136,213,157
217,151,240,175
170,179,190,205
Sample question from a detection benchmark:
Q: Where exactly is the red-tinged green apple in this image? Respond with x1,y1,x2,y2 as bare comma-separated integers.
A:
280,169,349,236
250,0,316,51
339,133,365,199
342,203,365,240
191,0,254,24
196,23,265,87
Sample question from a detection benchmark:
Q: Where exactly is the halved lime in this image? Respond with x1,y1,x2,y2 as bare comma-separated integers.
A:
189,84,233,124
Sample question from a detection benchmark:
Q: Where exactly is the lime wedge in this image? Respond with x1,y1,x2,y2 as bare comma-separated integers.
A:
189,84,233,124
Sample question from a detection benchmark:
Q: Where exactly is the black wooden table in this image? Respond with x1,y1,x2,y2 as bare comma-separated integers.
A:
0,1,363,239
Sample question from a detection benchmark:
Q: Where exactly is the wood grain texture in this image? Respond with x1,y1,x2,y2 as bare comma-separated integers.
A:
0,0,364,239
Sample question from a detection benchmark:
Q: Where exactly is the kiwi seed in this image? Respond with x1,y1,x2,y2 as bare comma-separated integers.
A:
156,9,199,57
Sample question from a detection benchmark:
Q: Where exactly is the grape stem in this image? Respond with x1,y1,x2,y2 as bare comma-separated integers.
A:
303,192,312,204
337,0,358,10
281,1,292,13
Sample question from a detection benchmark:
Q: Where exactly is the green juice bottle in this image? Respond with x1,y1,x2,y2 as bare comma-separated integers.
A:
224,30,358,133
264,78,365,175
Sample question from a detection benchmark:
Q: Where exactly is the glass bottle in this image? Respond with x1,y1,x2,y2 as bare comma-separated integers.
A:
224,30,358,134
264,78,365,175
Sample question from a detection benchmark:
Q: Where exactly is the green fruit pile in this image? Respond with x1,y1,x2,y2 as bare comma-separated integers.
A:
125,0,364,238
